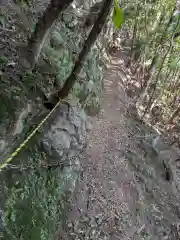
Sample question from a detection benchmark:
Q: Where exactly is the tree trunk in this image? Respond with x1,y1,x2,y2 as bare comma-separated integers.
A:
57,0,113,100
168,106,180,124
28,0,74,68
140,55,157,100
143,42,173,117
130,4,140,57
83,0,104,29
142,5,176,90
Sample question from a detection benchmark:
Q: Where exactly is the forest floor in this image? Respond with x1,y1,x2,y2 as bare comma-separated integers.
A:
58,51,180,240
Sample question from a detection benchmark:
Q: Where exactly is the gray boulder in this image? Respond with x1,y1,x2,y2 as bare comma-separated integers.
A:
41,102,87,162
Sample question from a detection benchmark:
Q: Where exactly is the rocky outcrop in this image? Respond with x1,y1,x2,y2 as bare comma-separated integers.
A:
41,102,87,161
39,101,88,190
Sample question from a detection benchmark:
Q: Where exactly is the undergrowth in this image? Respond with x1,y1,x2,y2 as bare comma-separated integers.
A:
0,146,77,240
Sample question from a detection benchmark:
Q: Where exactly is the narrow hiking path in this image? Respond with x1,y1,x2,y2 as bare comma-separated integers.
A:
58,52,180,240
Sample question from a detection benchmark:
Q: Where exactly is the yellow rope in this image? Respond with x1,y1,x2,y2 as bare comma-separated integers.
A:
0,99,63,171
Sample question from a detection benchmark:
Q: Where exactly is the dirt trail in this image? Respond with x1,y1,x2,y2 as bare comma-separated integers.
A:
59,52,180,240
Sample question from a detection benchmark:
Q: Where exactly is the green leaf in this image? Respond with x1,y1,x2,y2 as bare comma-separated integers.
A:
112,0,124,29
31,23,36,33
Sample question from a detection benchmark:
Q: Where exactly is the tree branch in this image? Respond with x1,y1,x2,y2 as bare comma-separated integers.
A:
28,0,74,67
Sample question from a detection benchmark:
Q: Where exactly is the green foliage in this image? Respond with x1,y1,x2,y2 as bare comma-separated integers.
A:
75,47,103,114
112,0,124,28
0,55,8,66
13,0,32,7
43,19,81,89
121,0,180,124
1,149,76,240
0,94,14,134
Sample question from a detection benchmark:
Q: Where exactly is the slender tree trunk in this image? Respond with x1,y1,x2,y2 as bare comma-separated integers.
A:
140,55,157,100
57,0,113,100
83,1,104,29
130,4,140,56
166,58,180,89
164,68,172,86
143,5,176,87
141,5,177,114
144,0,148,37
168,105,180,124
171,94,178,108
144,55,157,85
143,42,172,117
28,0,74,68
168,69,179,90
